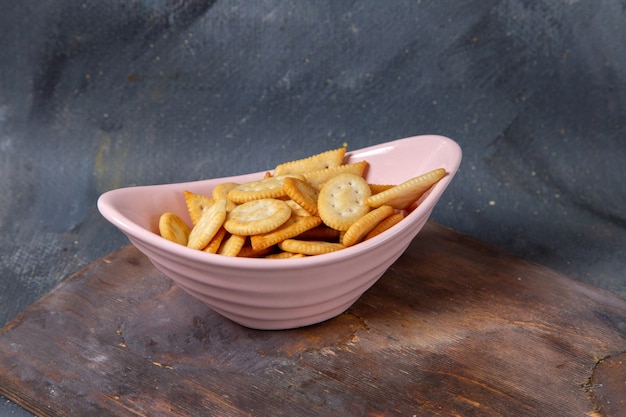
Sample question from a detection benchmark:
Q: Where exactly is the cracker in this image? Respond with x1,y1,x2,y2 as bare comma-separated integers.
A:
158,212,191,245
365,212,405,240
273,148,346,176
187,198,227,250
365,168,446,209
284,199,314,217
218,234,246,257
283,176,319,215
250,215,322,251
317,173,371,231
342,205,394,247
304,161,368,190
203,226,227,254
212,182,239,211
265,252,306,259
369,183,395,194
224,198,292,235
227,175,304,204
183,190,215,226
278,239,345,256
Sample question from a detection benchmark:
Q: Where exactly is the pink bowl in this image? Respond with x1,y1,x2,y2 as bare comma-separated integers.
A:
97,135,462,329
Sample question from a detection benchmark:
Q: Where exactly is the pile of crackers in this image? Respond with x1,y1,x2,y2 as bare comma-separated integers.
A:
159,148,446,259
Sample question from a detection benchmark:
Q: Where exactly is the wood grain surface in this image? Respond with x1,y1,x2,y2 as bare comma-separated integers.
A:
0,222,624,417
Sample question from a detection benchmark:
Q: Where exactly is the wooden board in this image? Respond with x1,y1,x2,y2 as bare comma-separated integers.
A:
0,222,625,416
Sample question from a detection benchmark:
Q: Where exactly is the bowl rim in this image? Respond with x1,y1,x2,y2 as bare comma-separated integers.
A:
97,134,462,270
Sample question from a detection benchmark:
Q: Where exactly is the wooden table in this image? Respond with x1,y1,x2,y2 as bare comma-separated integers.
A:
0,222,624,416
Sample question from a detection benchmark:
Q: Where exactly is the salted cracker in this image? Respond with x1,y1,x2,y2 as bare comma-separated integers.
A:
317,173,371,231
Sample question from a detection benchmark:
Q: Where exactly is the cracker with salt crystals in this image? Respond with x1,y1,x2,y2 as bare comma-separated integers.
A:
317,173,371,231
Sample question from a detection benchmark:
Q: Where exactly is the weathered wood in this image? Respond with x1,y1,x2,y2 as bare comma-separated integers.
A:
0,222,624,416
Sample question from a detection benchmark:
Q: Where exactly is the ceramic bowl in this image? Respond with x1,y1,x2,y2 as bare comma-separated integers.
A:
97,135,462,330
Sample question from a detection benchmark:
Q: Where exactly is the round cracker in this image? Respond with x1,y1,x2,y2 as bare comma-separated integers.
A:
364,168,446,210
187,199,228,250
342,205,395,247
212,182,239,211
159,212,191,246
317,173,371,231
278,239,345,256
227,175,303,204
224,198,291,235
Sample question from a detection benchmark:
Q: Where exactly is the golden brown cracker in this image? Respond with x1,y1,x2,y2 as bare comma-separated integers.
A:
224,198,292,235
303,161,368,190
283,176,320,215
203,226,227,254
317,173,371,231
158,212,191,245
212,182,239,211
364,168,446,210
364,212,404,240
183,190,215,226
273,148,346,176
278,239,345,256
284,199,314,217
250,215,322,251
227,175,303,204
218,234,247,257
369,183,395,195
187,198,227,250
265,252,306,259
342,205,394,247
